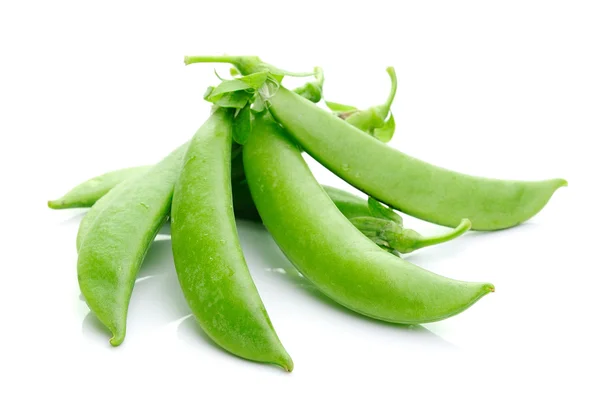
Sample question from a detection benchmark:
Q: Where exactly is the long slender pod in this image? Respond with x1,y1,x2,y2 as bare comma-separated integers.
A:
77,144,187,345
171,108,293,371
244,114,494,324
267,87,566,230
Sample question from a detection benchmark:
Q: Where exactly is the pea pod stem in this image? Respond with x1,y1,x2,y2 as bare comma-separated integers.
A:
381,66,397,116
415,218,471,250
341,66,397,120
335,67,397,141
293,67,325,103
184,55,314,77
381,218,472,254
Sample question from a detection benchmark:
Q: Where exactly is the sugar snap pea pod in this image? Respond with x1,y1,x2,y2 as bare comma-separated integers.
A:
267,87,567,230
77,144,187,346
186,55,567,230
171,108,293,371
244,113,494,324
48,166,151,209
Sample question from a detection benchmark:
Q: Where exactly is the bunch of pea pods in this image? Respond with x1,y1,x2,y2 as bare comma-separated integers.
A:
48,55,567,371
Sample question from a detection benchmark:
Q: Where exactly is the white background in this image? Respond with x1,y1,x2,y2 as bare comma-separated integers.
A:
1,0,598,398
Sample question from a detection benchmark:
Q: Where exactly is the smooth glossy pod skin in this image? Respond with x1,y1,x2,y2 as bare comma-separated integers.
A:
171,109,293,371
48,166,151,209
323,185,375,220
75,173,139,251
266,87,567,231
243,114,494,324
77,144,187,346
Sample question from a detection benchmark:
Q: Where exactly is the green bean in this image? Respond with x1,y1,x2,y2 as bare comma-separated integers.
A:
48,166,150,209
185,55,567,231
243,113,494,324
77,144,187,346
171,108,292,371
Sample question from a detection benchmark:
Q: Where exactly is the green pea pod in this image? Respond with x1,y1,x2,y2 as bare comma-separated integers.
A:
266,87,567,230
171,108,293,371
48,166,150,209
77,144,187,346
185,55,567,230
244,113,494,324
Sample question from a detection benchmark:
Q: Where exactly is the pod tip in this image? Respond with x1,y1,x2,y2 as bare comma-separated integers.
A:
109,332,125,347
485,284,495,293
280,362,294,373
275,353,294,372
47,199,62,209
183,56,190,65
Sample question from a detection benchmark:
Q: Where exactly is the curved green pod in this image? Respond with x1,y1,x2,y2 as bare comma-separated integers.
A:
183,55,566,231
48,166,150,209
243,114,494,324
77,144,187,346
267,87,566,231
171,109,292,370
